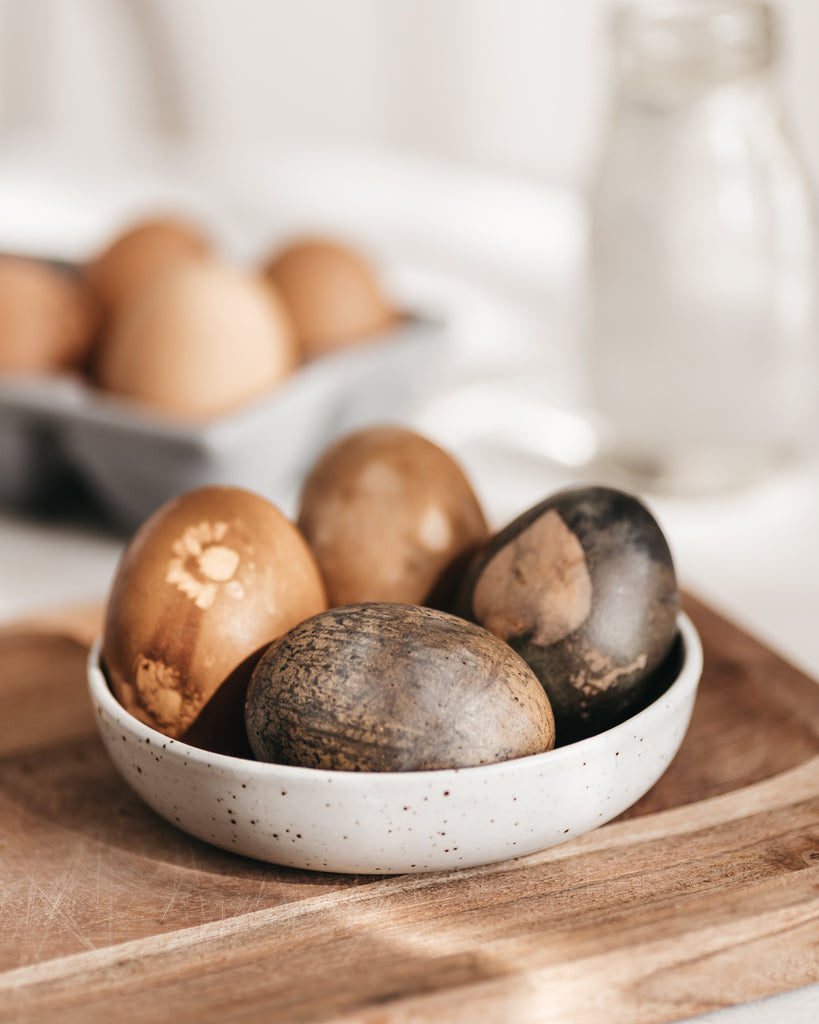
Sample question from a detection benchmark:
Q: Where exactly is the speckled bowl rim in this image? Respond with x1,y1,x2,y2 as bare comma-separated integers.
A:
87,611,702,785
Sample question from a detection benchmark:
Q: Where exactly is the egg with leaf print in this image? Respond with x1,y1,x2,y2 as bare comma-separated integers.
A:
101,485,327,742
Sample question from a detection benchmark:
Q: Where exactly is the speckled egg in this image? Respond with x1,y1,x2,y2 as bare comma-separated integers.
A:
450,486,680,745
245,602,555,772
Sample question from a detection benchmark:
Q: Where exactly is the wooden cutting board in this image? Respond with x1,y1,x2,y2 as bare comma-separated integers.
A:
1,593,818,1024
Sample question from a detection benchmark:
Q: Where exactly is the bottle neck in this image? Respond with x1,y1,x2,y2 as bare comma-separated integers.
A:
612,0,777,105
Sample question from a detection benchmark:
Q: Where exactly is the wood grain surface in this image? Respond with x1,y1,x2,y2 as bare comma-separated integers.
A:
1,593,819,1023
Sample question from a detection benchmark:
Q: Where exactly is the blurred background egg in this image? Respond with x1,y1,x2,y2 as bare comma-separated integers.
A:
85,215,212,318
101,484,327,740
0,256,101,373
297,424,489,607
262,237,399,360
94,258,297,419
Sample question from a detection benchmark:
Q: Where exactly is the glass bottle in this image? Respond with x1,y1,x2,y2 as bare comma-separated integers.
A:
585,0,819,493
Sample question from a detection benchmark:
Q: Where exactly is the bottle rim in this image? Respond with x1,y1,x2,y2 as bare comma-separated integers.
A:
612,0,777,83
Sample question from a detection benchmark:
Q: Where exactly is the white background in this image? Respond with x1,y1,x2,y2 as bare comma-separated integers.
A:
0,0,816,190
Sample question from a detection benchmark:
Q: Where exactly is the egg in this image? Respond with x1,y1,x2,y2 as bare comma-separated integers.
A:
94,259,297,419
245,602,555,772
102,485,327,739
262,236,398,359
297,425,490,607
85,215,211,316
0,257,101,373
451,485,680,745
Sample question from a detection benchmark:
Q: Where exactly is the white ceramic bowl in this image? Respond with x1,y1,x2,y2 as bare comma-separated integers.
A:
87,612,702,875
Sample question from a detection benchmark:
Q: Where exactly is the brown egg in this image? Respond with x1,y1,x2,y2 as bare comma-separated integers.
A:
94,259,297,419
262,236,398,359
297,425,490,607
102,485,328,740
246,603,555,771
85,215,211,315
0,257,101,373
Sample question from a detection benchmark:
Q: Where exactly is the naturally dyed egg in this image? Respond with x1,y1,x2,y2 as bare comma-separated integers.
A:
94,259,297,419
297,425,489,607
245,602,555,772
451,486,680,745
262,237,398,359
102,485,327,740
85,215,211,316
0,257,100,373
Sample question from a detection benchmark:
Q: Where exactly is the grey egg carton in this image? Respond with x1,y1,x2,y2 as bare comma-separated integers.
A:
0,316,439,531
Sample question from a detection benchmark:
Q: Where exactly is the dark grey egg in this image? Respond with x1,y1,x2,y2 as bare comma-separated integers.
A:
450,486,680,745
